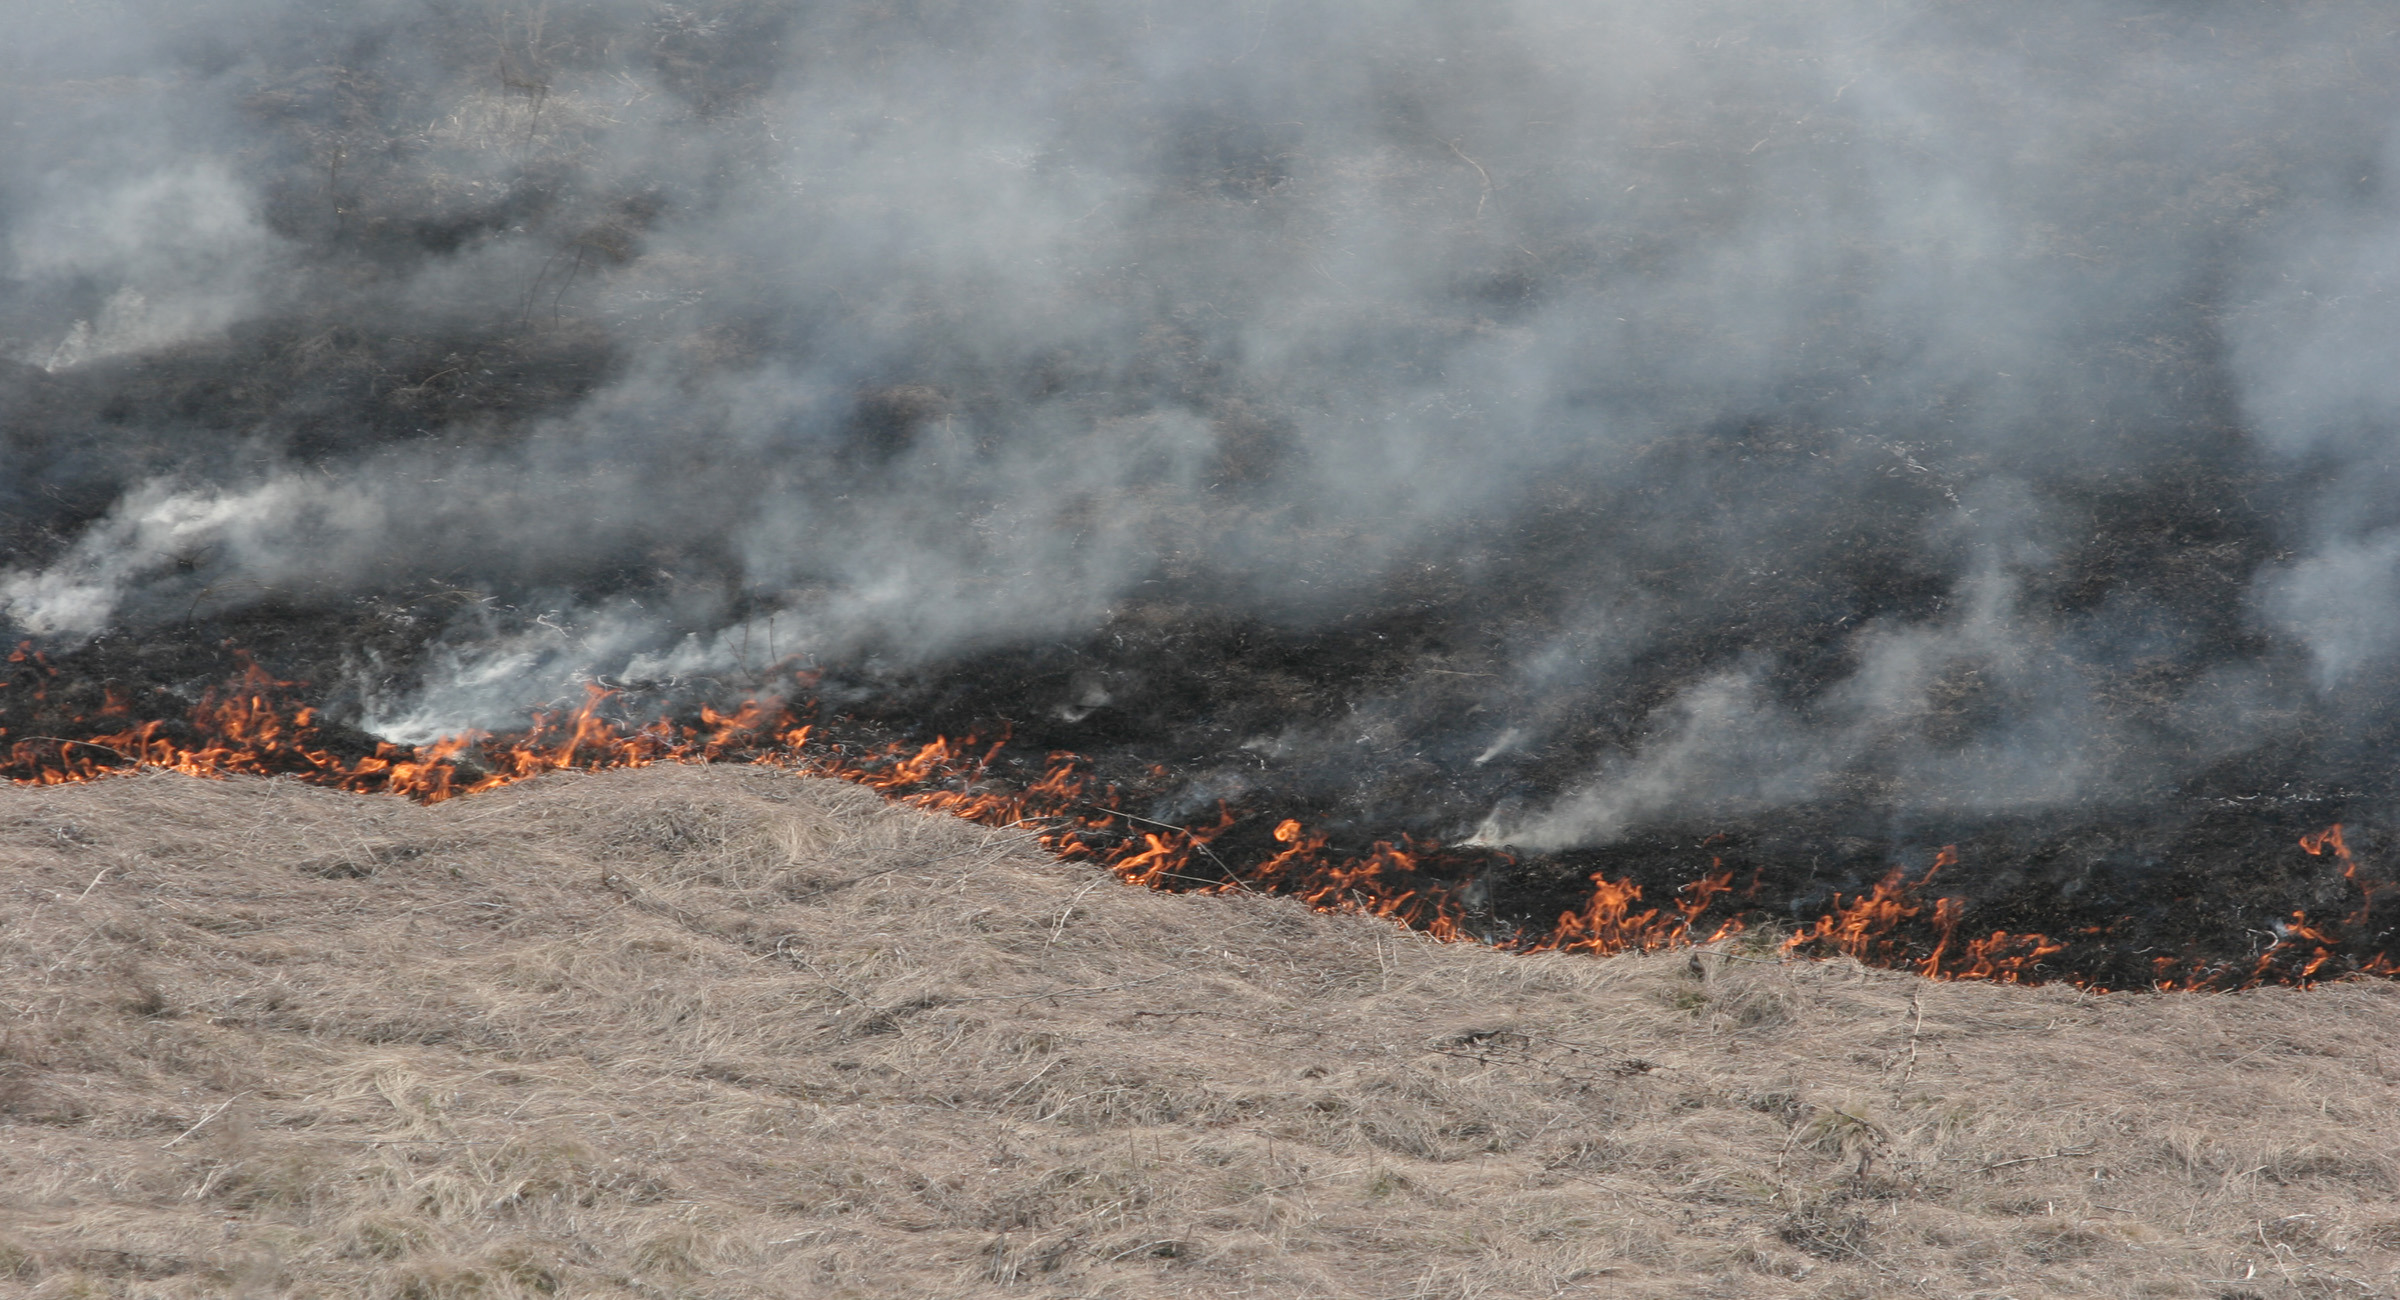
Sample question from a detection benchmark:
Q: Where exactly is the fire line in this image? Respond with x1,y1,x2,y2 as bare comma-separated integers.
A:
4,653,2392,992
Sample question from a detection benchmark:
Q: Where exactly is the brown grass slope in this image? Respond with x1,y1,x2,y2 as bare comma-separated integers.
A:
2,768,2399,1298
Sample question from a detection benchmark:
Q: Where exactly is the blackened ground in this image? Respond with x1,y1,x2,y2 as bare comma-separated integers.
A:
6,423,2391,987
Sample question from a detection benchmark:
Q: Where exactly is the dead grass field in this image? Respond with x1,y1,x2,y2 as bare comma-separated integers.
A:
2,766,2399,1298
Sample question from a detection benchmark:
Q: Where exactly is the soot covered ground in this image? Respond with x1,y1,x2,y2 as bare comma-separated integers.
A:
3,416,2387,987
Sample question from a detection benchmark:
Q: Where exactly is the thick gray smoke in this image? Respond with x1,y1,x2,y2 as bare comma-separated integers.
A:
4,1,2397,844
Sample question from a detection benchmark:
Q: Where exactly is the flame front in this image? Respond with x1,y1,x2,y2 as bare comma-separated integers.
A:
5,650,2395,991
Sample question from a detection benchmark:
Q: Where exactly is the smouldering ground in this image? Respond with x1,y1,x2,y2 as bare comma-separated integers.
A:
3,767,2399,1298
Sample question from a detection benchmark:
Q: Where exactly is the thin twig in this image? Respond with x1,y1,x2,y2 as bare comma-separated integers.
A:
1084,805,1246,885
161,1092,249,1149
1895,992,1923,1089
1443,139,1493,217
992,1057,1062,1110
1046,878,1107,948
21,736,137,761
1978,1145,2096,1174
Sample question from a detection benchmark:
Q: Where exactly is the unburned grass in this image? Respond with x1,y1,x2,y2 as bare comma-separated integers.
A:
1,766,2397,1296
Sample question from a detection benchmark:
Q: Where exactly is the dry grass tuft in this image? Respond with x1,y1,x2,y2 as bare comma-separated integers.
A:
4,766,2400,1297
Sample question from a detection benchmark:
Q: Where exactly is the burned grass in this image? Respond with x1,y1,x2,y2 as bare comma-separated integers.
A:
3,766,2399,1298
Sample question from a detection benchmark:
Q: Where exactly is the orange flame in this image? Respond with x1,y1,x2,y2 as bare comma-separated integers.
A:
2126,824,2397,990
2300,822,2393,930
1526,859,1744,958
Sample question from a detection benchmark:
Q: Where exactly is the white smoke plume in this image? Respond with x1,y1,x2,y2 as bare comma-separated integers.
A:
3,0,2396,843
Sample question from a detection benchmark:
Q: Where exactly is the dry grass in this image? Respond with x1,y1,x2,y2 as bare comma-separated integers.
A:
2,767,2399,1298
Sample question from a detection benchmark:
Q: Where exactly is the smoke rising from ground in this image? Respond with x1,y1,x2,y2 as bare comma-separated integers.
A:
5,1,2399,846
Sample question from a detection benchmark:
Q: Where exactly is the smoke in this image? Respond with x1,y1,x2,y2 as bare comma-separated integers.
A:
5,0,2398,845
2233,135,2400,703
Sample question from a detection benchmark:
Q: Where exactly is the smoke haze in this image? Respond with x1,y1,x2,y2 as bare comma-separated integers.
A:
6,0,2400,849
